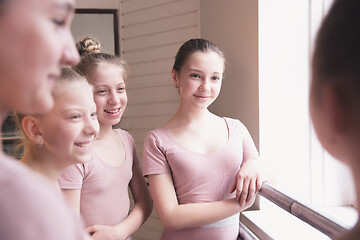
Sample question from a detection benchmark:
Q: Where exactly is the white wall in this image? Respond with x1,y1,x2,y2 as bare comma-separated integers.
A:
119,1,200,239
119,0,200,161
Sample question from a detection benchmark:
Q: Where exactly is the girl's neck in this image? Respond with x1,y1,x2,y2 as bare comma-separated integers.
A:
96,122,114,140
21,151,62,186
170,103,214,127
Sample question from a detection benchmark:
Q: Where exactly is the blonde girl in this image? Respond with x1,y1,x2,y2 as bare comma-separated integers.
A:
18,67,99,186
59,38,152,240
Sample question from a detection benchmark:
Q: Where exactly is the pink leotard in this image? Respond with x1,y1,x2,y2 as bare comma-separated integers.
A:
0,154,89,240
59,129,138,240
143,117,259,240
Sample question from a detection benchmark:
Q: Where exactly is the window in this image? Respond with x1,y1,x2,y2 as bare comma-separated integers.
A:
258,0,356,227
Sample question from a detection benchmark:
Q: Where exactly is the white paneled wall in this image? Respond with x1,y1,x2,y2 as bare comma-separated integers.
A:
119,0,200,161
119,1,200,239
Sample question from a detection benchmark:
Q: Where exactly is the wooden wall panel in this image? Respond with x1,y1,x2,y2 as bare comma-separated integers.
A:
126,73,173,89
121,0,176,13
129,59,173,77
121,0,198,26
123,12,198,38
122,27,198,52
119,1,200,239
123,44,179,64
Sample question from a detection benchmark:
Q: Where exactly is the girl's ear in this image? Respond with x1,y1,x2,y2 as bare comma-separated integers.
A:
172,68,179,88
21,116,44,146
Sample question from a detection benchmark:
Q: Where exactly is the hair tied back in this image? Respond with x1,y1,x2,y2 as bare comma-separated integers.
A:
76,37,101,56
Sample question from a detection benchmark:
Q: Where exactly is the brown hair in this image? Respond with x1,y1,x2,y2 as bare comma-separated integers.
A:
312,0,360,98
0,0,9,10
75,37,128,83
173,38,225,73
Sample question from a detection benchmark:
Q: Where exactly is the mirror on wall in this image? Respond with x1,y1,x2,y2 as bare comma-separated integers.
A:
1,113,22,158
72,9,119,55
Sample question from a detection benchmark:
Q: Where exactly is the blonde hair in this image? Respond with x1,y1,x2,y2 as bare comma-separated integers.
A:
75,37,128,83
15,67,87,158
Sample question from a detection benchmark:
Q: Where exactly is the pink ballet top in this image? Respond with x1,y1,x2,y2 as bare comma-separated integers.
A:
143,117,259,240
0,154,89,240
58,129,138,240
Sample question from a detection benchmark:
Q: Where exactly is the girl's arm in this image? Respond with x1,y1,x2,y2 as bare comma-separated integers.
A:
230,158,268,206
148,173,255,231
231,122,271,206
87,163,152,240
61,189,81,215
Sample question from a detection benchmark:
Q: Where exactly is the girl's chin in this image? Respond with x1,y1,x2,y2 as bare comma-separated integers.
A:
99,114,123,125
73,155,92,165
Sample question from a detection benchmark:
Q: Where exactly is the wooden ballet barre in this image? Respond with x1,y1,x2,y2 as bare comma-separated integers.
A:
238,221,259,240
258,182,348,239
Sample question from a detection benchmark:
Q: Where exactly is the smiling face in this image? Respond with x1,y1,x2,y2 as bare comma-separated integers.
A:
38,80,99,166
0,0,80,115
173,51,224,110
90,63,128,127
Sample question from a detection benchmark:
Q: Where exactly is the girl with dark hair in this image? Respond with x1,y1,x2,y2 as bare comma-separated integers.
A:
143,38,268,239
310,0,360,239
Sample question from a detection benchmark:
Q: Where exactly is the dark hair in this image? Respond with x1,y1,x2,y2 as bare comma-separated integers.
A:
173,38,225,73
312,0,360,92
76,37,128,82
0,0,10,13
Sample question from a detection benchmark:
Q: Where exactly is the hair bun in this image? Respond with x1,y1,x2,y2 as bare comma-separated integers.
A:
76,37,101,56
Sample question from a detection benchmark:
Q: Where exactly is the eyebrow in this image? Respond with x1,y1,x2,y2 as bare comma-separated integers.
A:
61,104,96,113
189,68,222,75
94,82,126,87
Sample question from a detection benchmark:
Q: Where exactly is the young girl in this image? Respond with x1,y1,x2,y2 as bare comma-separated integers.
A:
310,0,360,239
58,37,152,240
142,38,267,239
18,67,99,186
0,0,89,239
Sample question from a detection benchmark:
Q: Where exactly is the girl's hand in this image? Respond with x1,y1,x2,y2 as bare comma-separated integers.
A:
230,159,266,208
87,224,126,240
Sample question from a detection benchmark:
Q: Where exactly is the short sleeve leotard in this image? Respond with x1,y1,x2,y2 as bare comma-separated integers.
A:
58,129,138,240
142,117,259,240
0,154,89,240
